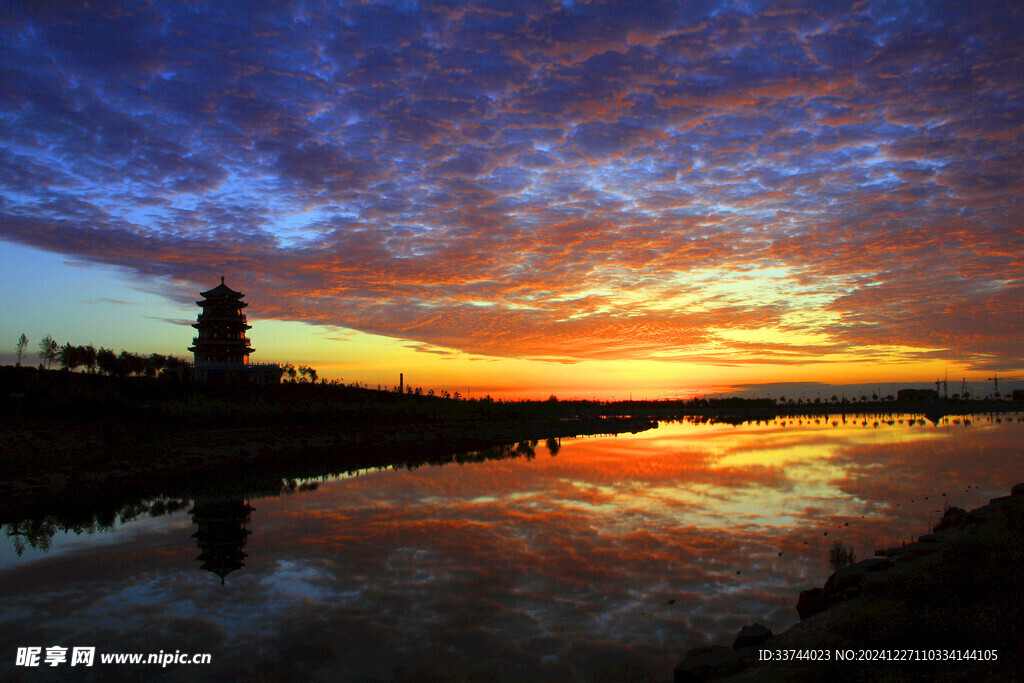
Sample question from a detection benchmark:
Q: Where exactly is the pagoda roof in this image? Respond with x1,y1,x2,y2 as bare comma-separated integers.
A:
200,276,244,298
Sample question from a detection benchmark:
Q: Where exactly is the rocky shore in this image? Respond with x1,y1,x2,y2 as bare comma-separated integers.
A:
674,484,1024,682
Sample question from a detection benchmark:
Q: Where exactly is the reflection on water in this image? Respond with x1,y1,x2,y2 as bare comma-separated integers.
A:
1,414,1022,680
190,498,253,585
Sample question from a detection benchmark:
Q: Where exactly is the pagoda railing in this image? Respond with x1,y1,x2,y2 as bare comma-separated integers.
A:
191,338,252,346
191,361,280,369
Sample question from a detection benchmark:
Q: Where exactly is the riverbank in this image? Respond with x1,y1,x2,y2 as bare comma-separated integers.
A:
0,414,657,523
674,484,1024,682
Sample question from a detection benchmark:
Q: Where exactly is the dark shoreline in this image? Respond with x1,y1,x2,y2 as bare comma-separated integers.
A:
0,415,658,524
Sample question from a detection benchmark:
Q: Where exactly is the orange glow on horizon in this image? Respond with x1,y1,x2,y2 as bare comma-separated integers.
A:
242,318,991,400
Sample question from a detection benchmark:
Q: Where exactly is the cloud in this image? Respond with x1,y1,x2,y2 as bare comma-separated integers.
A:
1,0,1022,371
85,298,140,306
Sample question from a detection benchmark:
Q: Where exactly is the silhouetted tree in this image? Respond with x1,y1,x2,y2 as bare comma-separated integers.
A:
829,541,857,571
282,363,297,382
37,334,58,369
80,344,97,373
15,333,28,366
118,350,145,377
146,353,167,378
58,342,79,371
161,354,190,379
96,347,118,375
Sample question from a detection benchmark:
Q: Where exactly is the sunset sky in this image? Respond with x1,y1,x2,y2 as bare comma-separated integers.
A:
1,0,1022,398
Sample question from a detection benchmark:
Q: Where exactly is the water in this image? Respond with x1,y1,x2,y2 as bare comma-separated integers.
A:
1,413,1022,681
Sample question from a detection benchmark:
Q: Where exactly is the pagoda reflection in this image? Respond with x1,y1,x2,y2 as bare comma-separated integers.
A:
189,496,254,584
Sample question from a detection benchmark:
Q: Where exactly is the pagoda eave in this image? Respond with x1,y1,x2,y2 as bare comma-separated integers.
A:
193,321,252,330
196,299,247,306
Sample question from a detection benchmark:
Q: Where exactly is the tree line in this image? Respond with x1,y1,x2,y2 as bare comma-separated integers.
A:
15,333,191,378
15,333,321,382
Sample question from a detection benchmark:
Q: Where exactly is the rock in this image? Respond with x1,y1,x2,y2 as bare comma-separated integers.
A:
887,541,941,562
824,558,893,601
1011,483,1024,497
966,503,1004,525
673,645,747,683
933,506,967,532
796,587,827,620
732,623,773,649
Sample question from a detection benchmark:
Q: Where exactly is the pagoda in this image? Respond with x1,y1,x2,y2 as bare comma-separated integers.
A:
188,277,282,383
189,276,253,366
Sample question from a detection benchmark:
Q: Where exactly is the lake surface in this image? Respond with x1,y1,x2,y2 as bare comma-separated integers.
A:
2,413,1023,681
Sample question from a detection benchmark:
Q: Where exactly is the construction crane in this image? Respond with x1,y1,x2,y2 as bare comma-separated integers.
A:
986,373,1022,398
